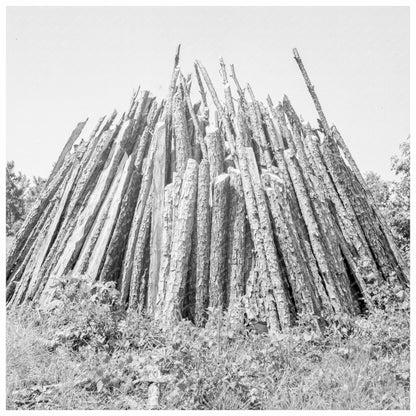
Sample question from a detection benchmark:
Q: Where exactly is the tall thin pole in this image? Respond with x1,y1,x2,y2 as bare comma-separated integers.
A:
293,48,331,137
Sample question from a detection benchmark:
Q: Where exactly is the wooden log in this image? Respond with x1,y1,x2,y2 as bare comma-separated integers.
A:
147,121,166,316
162,159,198,323
64,126,119,219
38,123,131,306
178,72,207,158
6,201,55,304
154,183,174,320
195,60,237,158
172,90,192,176
284,148,344,314
205,128,225,182
6,194,54,285
6,153,75,277
260,99,333,312
263,172,321,318
194,160,211,326
24,160,82,302
292,48,331,137
48,118,88,180
84,154,131,281
129,195,153,309
99,103,160,283
244,147,294,328
69,153,125,277
209,173,230,311
321,137,395,281
281,111,355,312
119,121,164,303
246,84,273,168
219,57,235,117
226,168,246,327
332,126,409,283
304,130,381,296
9,179,71,307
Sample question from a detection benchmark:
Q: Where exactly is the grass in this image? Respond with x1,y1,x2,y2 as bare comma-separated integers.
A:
6,275,410,410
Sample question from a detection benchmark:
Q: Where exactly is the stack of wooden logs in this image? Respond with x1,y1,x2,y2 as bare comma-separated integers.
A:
6,47,409,333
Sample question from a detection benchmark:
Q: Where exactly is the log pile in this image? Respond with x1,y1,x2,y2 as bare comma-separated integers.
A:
6,47,409,333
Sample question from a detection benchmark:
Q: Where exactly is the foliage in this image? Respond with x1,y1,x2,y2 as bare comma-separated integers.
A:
7,276,409,410
6,161,26,236
6,160,46,236
364,136,410,262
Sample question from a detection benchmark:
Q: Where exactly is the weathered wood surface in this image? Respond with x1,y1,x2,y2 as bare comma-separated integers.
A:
7,50,408,332
162,159,198,323
209,173,230,311
194,160,211,326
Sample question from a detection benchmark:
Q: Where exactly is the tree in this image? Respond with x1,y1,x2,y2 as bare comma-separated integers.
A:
6,161,47,236
365,136,410,263
389,136,410,259
6,161,26,235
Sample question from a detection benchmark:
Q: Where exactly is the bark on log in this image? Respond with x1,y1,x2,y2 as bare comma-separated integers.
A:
284,148,344,314
194,160,211,326
244,146,294,328
209,173,230,311
129,195,153,309
119,122,164,302
147,121,166,316
205,128,225,182
84,154,131,281
24,160,82,302
49,119,88,180
162,159,198,323
38,123,130,306
332,126,409,283
6,153,75,278
226,168,246,328
154,183,174,320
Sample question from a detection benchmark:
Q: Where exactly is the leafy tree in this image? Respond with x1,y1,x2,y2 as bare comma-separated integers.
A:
6,161,27,236
24,175,47,212
365,136,410,262
6,161,46,236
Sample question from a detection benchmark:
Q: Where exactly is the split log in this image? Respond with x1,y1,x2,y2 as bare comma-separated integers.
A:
119,122,164,303
49,118,88,180
263,172,321,318
24,160,82,302
38,123,131,305
154,183,174,320
100,102,161,284
162,159,198,323
284,148,344,314
194,160,211,326
205,128,225,182
129,195,153,309
226,168,246,327
84,154,131,281
209,173,230,310
332,126,409,283
6,153,75,278
147,121,167,316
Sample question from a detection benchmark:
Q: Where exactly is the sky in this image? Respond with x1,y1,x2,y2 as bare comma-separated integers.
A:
6,6,409,180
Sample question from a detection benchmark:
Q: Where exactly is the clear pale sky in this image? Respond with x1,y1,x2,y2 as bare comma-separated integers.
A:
7,6,409,180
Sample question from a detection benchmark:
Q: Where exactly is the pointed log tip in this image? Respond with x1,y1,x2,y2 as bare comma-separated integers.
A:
282,94,290,103
175,44,181,66
293,48,300,59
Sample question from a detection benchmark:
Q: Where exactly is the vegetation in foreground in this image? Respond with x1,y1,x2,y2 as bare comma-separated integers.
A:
7,275,409,410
